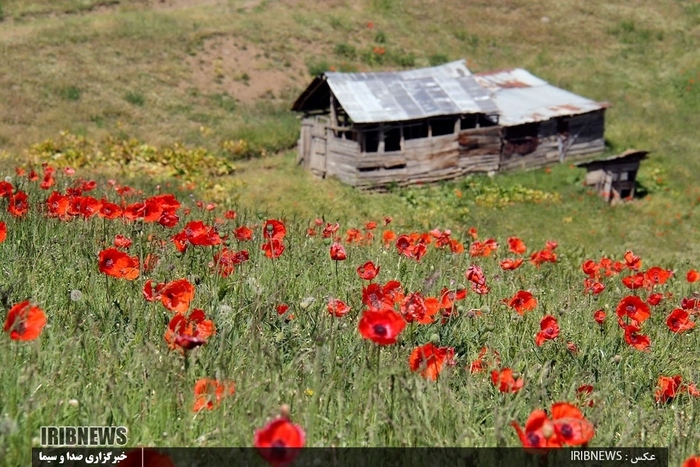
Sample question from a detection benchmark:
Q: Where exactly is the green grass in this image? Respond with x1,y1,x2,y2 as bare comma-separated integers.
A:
0,168,699,466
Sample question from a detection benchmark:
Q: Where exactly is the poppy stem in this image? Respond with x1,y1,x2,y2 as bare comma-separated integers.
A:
376,344,381,373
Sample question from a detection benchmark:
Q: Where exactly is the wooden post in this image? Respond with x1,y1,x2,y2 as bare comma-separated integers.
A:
378,123,385,153
330,95,337,137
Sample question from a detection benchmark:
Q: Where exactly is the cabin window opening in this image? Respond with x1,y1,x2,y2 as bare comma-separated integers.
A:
362,126,380,153
460,115,477,130
506,122,540,139
478,114,498,127
384,126,401,152
430,117,456,136
557,117,570,135
403,121,429,140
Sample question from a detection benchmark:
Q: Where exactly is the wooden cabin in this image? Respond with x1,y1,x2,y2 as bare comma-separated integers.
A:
473,68,609,171
576,150,648,203
292,60,608,188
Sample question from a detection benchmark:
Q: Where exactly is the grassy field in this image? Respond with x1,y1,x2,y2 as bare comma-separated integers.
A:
1,0,700,465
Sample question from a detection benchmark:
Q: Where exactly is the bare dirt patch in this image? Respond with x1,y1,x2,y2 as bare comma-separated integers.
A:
184,36,309,105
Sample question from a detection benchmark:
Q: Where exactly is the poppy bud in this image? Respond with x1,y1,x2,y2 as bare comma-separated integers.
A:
430,333,440,344
541,422,554,439
279,404,291,419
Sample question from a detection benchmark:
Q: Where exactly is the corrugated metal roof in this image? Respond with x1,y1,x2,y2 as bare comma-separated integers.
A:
474,68,608,126
324,60,498,124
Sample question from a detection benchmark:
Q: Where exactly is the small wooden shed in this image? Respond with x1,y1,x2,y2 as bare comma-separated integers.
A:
576,149,649,203
292,60,609,188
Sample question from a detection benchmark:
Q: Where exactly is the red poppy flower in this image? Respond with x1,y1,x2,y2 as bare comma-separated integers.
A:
687,270,700,283
143,253,159,273
143,280,164,302
356,261,380,281
382,230,396,246
439,288,467,310
511,402,594,448
330,242,347,261
264,219,287,241
469,347,501,373
647,293,663,306
500,258,524,271
261,238,285,259
171,231,188,253
644,266,673,287
183,221,221,246
345,228,363,244
466,227,478,239
322,222,340,238
469,240,494,257
624,325,650,351
655,375,682,403
681,297,699,311
160,278,195,314
358,307,406,345
491,368,524,393
165,308,214,352
535,315,560,346
465,265,486,285
235,226,254,241
46,192,70,218
583,278,605,295
666,308,695,333
530,248,557,266
683,456,700,467
114,234,132,249
504,291,537,315
254,416,305,465
327,298,350,318
568,340,579,354
98,200,123,219
511,409,560,448
400,292,439,324
395,234,414,257
581,260,600,279
507,236,527,255
622,272,645,290
615,295,651,327
361,281,403,310
0,222,6,244
409,343,455,381
593,309,606,325
158,211,179,228
3,301,47,341
624,250,642,270
98,248,140,280
193,378,235,412
0,181,13,198
8,191,29,217
685,383,700,397
210,248,248,277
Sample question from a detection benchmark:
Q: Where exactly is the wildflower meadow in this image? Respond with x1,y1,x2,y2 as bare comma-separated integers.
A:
0,164,699,466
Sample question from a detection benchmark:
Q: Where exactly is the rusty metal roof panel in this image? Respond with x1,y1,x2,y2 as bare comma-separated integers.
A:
474,68,608,126
324,60,497,124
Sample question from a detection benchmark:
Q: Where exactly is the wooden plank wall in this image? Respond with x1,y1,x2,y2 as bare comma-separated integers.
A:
298,111,605,189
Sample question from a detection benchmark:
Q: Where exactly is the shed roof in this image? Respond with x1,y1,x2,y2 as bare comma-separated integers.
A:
292,60,499,124
575,149,648,169
474,68,609,126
